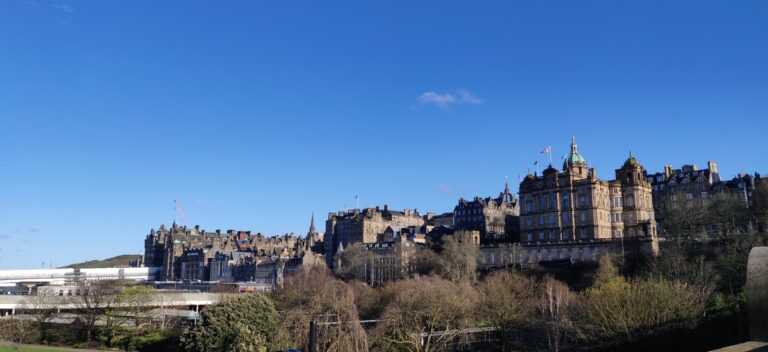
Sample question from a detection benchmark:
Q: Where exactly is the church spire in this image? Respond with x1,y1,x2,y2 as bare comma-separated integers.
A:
309,213,316,234
307,213,316,248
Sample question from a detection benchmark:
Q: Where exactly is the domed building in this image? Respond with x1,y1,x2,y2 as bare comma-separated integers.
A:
516,137,657,262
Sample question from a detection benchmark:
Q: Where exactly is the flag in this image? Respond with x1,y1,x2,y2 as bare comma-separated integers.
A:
355,194,358,200
540,146,551,154
533,161,538,166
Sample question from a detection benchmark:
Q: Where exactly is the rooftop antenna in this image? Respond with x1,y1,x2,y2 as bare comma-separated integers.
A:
174,199,188,227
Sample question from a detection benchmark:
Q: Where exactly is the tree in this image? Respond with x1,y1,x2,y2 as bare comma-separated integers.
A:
183,294,277,352
752,181,768,232
334,244,369,281
655,199,707,241
571,260,710,348
102,285,158,346
371,277,478,352
20,292,61,343
538,276,571,352
708,197,750,239
476,270,537,350
70,279,127,343
439,231,479,282
412,247,441,277
644,245,717,295
0,318,37,351
476,270,536,328
272,267,368,352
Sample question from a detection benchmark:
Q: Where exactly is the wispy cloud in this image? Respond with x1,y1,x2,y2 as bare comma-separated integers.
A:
21,0,40,11
435,184,455,194
52,2,75,13
417,89,483,109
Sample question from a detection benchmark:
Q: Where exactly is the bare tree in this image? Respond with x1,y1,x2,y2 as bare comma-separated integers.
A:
476,270,537,350
20,292,61,343
655,199,708,242
538,276,571,352
272,267,368,352
0,318,37,351
439,231,478,282
372,277,479,352
70,279,126,342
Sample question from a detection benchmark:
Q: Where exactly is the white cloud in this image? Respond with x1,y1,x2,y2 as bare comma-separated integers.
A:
417,89,483,109
418,91,455,109
52,3,75,13
457,89,483,104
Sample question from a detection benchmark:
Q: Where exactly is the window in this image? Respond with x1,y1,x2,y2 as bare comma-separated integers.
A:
525,200,532,213
578,194,587,207
562,212,570,224
612,197,621,207
701,192,708,198
526,217,533,227
549,193,556,208
562,193,570,208
527,233,533,241
539,214,545,225
539,231,544,241
580,212,586,222
580,228,587,238
550,213,556,224
550,231,556,240
656,176,663,182
686,193,693,200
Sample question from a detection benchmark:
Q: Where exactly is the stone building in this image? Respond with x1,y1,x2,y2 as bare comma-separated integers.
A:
518,137,657,243
143,217,320,281
647,161,762,234
324,205,425,268
648,162,759,209
453,181,520,243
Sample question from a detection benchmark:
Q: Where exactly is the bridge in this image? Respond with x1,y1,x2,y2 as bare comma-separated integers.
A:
0,267,161,287
0,292,222,316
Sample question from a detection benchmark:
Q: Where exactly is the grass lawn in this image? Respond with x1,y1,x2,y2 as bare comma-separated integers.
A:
0,345,57,352
0,344,89,352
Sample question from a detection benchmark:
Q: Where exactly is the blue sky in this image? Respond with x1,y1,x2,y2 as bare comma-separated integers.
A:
1,1,766,268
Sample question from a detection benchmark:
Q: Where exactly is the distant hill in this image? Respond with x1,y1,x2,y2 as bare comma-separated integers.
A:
62,254,142,268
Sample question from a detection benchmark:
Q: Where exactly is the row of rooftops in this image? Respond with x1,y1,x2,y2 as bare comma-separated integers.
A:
328,204,424,220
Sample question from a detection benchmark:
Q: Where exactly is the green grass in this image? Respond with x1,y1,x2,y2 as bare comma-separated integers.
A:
0,344,84,351
0,346,58,351
61,254,142,268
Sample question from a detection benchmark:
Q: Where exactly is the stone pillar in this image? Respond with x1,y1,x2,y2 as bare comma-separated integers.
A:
747,247,768,342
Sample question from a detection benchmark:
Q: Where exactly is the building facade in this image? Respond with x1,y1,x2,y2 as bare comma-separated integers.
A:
324,205,426,268
518,138,657,243
453,182,520,243
647,161,762,234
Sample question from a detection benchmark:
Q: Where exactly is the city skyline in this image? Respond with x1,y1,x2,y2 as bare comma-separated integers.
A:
2,0,767,268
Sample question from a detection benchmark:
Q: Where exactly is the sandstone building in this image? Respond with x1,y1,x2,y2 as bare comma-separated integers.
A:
518,137,657,243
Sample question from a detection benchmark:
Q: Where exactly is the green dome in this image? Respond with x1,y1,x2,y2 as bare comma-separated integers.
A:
563,137,587,169
565,151,586,165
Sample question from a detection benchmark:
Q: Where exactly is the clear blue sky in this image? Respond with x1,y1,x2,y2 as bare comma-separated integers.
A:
1,1,766,268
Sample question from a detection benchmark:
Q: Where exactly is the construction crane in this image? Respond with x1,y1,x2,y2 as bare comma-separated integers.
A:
174,199,188,227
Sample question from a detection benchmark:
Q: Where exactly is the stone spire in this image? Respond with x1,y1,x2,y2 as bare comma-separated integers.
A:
307,213,316,248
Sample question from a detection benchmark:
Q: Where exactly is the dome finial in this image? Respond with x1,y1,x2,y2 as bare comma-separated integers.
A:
570,136,578,153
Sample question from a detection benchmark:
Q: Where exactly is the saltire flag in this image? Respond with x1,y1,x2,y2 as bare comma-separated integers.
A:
540,146,552,154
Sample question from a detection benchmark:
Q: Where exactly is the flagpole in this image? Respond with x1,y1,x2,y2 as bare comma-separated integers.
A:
549,148,552,165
